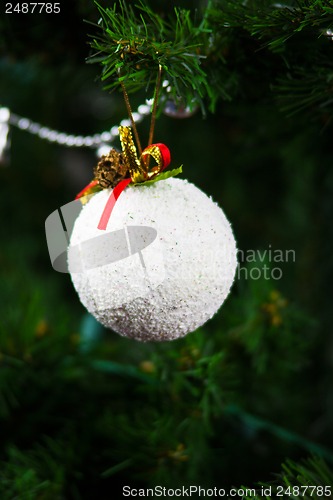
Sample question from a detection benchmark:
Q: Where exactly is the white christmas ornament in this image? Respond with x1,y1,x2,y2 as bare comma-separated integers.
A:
68,178,237,341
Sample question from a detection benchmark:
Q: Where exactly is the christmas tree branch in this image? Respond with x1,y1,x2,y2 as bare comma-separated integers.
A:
207,0,333,118
210,0,333,50
87,0,213,113
242,456,333,499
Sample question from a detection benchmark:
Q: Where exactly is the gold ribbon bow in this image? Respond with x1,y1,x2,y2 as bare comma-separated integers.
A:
119,125,171,183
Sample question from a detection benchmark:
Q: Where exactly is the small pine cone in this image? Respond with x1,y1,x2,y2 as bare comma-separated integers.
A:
94,149,129,189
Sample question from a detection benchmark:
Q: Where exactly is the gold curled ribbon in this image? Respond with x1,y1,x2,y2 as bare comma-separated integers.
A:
141,145,163,175
118,126,142,183
119,126,170,183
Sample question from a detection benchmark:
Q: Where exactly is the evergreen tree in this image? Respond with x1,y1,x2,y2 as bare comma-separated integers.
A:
1,0,333,497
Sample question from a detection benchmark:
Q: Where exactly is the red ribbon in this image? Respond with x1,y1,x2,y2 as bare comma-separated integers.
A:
147,143,171,168
97,178,132,230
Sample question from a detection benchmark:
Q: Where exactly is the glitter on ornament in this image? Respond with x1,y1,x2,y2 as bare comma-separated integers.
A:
68,178,237,342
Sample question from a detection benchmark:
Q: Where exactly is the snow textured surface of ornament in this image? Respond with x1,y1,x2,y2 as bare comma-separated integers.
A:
68,177,237,341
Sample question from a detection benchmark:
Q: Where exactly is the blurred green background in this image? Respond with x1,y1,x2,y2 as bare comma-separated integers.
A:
1,1,333,498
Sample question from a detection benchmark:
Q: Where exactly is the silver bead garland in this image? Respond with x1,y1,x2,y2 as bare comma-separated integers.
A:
0,80,195,162
0,99,153,157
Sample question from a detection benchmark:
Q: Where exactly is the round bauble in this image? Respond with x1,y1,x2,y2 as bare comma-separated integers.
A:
68,178,237,341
